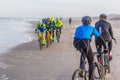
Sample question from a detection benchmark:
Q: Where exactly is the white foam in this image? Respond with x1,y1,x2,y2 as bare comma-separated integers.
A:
0,20,34,54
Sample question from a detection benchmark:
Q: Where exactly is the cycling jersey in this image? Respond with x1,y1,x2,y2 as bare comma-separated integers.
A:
35,23,46,33
74,25,100,40
55,20,63,28
95,20,113,42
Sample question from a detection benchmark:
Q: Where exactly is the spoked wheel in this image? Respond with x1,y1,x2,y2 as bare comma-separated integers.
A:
94,62,105,80
56,29,60,42
46,32,51,48
72,68,83,80
84,71,89,80
38,38,42,50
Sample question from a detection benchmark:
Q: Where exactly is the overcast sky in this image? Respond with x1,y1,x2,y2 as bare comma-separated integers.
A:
0,0,120,18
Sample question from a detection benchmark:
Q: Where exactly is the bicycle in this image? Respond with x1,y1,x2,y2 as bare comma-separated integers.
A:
55,27,61,42
72,50,105,80
37,30,43,50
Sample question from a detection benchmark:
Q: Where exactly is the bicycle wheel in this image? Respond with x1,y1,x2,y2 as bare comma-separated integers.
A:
84,71,89,80
72,68,83,80
56,29,60,42
104,55,110,75
38,38,42,50
46,31,50,48
94,62,105,80
37,31,43,50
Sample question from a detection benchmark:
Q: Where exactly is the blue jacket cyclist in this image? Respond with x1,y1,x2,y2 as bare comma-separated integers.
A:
73,16,107,80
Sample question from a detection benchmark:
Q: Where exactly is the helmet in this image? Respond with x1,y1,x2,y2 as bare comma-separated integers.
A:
56,18,60,21
82,16,92,25
99,14,107,19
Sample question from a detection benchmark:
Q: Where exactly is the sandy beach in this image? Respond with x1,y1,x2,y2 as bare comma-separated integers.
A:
0,18,120,80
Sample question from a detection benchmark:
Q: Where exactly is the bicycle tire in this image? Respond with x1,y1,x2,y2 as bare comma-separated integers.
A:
56,29,60,42
94,62,105,80
37,31,43,50
72,68,83,80
38,38,42,50
85,71,89,80
46,32,50,48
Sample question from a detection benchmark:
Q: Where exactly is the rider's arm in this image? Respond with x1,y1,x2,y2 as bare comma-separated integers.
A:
109,23,114,39
108,23,117,43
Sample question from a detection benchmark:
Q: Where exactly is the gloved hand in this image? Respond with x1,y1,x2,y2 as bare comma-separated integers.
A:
113,37,117,44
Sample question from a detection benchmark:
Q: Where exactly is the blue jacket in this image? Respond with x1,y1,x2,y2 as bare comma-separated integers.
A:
74,25,100,40
37,27,46,33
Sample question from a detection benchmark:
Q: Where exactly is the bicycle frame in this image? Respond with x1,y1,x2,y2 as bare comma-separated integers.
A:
37,30,43,50
72,50,105,80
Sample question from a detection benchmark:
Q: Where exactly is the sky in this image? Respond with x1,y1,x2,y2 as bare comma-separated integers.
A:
0,0,120,18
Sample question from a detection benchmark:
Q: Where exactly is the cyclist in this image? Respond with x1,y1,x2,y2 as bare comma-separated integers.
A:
95,14,116,60
50,17,56,41
69,17,72,25
35,22,46,45
55,18,63,34
45,18,54,41
73,16,108,80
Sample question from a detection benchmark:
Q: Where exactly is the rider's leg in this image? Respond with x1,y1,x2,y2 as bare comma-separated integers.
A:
87,43,94,80
79,50,86,70
108,41,113,60
108,41,112,52
59,27,62,34
95,40,102,52
79,49,86,78
42,32,46,44
95,40,103,62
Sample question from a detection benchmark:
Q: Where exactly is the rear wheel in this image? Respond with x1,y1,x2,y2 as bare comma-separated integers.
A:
72,68,83,80
94,62,105,80
85,71,89,80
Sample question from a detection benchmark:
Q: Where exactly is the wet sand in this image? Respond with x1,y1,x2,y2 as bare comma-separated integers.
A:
0,19,120,80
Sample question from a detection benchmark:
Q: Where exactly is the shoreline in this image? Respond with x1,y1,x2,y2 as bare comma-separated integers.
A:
0,21,36,55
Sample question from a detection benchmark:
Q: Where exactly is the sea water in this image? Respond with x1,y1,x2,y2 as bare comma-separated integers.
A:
0,19,35,54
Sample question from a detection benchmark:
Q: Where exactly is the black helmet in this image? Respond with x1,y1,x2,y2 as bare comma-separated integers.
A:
82,16,92,25
99,14,107,19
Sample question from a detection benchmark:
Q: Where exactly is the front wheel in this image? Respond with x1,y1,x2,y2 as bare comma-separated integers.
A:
56,29,60,42
46,32,51,48
38,38,42,50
